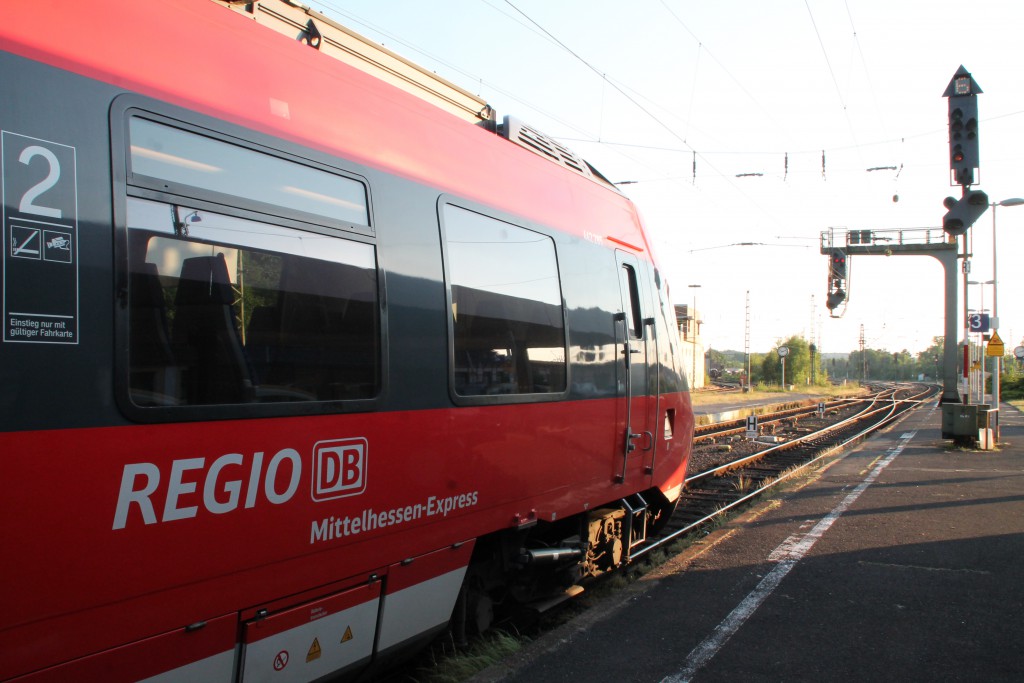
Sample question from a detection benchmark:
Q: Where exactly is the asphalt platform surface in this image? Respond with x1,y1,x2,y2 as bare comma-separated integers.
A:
472,401,1024,682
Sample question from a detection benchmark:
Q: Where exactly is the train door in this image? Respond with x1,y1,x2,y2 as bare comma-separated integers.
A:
614,251,656,483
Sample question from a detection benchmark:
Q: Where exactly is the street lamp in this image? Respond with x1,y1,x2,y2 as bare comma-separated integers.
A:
990,197,1024,438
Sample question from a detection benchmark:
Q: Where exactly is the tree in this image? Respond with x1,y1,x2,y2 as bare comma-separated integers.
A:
748,352,766,385
914,336,945,381
758,335,824,386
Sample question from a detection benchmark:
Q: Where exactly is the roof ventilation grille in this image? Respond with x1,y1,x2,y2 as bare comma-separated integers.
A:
498,116,592,179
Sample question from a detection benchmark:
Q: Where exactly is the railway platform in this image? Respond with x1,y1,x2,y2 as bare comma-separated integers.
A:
472,400,1024,682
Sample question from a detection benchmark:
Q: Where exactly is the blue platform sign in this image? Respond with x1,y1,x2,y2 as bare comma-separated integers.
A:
968,312,990,334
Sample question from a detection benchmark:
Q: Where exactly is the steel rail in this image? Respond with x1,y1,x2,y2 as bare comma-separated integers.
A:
688,393,893,484
693,393,893,440
632,385,937,561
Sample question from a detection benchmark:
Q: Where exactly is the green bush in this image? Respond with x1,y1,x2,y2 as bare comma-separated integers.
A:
1002,375,1024,401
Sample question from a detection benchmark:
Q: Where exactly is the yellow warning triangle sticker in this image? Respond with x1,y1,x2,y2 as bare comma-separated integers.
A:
341,626,354,643
988,331,1005,357
306,637,322,663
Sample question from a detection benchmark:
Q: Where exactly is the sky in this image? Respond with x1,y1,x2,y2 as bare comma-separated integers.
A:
304,0,1024,357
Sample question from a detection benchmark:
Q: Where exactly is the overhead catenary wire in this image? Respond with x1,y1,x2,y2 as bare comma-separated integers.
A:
308,0,1024,186
499,0,782,223
658,0,799,151
307,0,687,183
502,0,695,155
845,0,889,146
685,41,702,145
301,0,1024,263
804,0,861,159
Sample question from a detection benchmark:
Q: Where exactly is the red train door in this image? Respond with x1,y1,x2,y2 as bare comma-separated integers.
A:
615,251,656,484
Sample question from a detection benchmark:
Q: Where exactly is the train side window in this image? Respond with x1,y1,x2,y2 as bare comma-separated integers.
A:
129,118,369,230
125,198,379,407
442,204,567,398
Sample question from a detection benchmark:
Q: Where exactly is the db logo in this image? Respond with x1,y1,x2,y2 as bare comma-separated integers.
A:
312,438,368,501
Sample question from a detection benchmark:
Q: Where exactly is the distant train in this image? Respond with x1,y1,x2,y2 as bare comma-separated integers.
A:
0,1,694,681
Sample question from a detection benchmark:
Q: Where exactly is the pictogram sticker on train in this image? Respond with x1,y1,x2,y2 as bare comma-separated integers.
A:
10,226,40,258
43,229,72,263
305,638,321,662
2,131,79,344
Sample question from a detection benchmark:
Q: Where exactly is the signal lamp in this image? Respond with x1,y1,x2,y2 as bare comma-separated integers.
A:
950,108,964,137
942,190,989,236
826,289,846,311
829,249,847,280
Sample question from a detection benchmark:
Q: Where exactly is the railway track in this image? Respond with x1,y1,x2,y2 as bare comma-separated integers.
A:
399,385,942,679
401,384,940,682
694,395,865,441
634,383,939,561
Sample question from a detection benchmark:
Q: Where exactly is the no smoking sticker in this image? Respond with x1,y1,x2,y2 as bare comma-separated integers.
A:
10,225,40,259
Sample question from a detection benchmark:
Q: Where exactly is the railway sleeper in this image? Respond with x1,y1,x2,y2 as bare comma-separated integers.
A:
680,491,741,503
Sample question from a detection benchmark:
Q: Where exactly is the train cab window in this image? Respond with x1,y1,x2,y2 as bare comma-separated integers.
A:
125,197,379,407
442,204,567,398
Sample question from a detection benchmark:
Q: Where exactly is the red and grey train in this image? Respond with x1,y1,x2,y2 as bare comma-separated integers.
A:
0,1,694,680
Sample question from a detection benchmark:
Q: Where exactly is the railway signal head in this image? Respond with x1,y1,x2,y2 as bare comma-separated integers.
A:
942,190,989,236
948,99,979,185
944,66,982,187
829,249,847,281
826,288,846,311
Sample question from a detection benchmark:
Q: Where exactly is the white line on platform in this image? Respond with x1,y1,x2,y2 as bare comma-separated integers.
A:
660,429,920,683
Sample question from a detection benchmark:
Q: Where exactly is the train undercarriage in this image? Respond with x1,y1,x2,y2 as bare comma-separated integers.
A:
451,489,678,641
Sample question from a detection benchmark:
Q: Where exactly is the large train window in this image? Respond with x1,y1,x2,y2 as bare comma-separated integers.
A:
442,204,567,398
125,197,379,407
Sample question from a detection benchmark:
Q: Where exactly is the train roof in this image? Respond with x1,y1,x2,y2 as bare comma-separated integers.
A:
213,0,495,124
212,1,618,188
1,0,650,256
